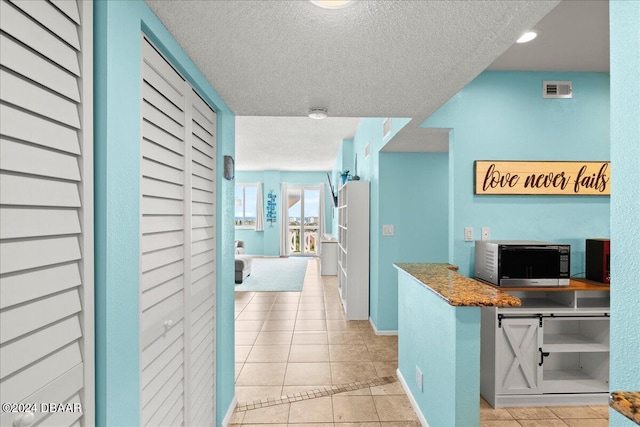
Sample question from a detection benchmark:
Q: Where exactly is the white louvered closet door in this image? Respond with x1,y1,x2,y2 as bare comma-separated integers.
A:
189,90,216,427
140,37,216,427
0,0,94,426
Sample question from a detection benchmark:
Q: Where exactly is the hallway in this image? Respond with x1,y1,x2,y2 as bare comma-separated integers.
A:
231,258,419,424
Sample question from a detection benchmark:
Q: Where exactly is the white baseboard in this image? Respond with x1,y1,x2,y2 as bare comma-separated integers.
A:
369,317,398,335
221,395,237,427
397,368,429,427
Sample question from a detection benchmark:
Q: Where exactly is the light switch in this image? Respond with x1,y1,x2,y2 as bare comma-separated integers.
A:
382,224,394,236
464,227,474,242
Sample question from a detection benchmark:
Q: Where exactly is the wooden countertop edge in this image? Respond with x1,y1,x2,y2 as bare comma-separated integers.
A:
610,391,640,425
493,278,610,292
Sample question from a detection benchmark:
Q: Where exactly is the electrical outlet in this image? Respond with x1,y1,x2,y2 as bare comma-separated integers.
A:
416,366,423,391
464,227,474,242
481,227,490,241
382,224,394,236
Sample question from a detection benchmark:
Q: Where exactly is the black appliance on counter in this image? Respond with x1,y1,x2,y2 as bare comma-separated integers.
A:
586,238,610,284
475,240,571,287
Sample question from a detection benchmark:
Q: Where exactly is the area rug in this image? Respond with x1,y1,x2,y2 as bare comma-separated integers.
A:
235,257,309,292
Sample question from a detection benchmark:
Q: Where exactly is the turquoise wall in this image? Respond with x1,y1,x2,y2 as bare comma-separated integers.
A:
94,1,235,425
373,153,449,329
330,139,353,237
422,71,611,277
334,118,444,332
351,120,384,329
610,2,640,426
347,73,610,333
235,171,334,257
398,269,480,426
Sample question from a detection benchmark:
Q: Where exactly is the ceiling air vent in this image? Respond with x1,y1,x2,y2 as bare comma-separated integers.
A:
543,81,572,99
383,118,391,139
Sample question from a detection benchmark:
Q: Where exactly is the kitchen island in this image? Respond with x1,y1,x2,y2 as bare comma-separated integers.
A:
395,263,520,427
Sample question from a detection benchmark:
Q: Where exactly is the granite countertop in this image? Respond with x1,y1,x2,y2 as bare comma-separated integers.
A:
611,391,640,425
394,263,521,307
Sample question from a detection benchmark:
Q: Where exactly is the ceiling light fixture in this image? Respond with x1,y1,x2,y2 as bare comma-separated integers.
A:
308,108,328,119
310,0,353,9
516,31,537,43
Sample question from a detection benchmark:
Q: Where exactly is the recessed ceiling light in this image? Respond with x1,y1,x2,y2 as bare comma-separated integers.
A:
517,31,537,44
310,0,353,9
309,108,328,119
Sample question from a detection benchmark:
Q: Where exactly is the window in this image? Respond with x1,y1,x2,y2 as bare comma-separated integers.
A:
235,183,258,228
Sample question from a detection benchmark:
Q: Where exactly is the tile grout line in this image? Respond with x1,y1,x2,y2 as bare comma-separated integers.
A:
236,375,398,412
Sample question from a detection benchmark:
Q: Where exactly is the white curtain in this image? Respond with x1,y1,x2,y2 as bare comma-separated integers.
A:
279,182,289,256
255,181,264,231
318,183,325,255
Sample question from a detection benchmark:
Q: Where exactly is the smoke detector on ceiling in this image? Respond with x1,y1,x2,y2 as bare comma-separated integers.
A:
543,81,573,99
308,107,328,119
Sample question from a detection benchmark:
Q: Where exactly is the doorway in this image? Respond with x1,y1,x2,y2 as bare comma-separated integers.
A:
287,186,321,255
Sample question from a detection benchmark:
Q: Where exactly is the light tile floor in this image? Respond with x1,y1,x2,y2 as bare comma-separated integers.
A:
232,258,610,426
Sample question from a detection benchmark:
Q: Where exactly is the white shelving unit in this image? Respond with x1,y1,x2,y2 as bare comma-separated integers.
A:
480,284,610,408
337,181,370,320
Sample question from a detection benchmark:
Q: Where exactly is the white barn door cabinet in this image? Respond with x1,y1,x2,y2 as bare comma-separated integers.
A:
0,0,94,426
481,287,610,407
139,37,217,427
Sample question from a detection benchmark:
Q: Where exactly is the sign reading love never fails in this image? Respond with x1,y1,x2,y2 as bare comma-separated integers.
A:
474,160,611,195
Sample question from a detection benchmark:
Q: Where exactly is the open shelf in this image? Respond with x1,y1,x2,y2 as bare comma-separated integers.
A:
543,317,609,352
544,334,609,352
543,370,608,394
516,298,570,309
577,297,610,309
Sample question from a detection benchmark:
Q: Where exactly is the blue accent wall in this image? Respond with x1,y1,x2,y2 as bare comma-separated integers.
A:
346,73,609,333
333,119,444,332
422,71,611,277
374,153,449,329
94,1,235,425
331,139,353,237
398,269,480,426
610,2,640,426
235,171,334,256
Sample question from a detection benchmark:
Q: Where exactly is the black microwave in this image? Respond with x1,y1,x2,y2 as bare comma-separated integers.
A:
475,240,571,287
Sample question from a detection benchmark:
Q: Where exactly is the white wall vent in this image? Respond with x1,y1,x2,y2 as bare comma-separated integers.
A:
543,81,572,99
383,118,392,139
364,143,371,158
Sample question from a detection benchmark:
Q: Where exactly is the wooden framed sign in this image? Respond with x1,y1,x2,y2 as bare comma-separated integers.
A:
474,161,611,195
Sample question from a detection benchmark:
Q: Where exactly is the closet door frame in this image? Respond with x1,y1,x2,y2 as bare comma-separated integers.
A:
81,2,95,421
139,35,216,427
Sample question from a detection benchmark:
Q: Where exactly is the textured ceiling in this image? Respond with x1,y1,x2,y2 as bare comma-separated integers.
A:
488,0,609,72
145,0,608,170
235,117,360,171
